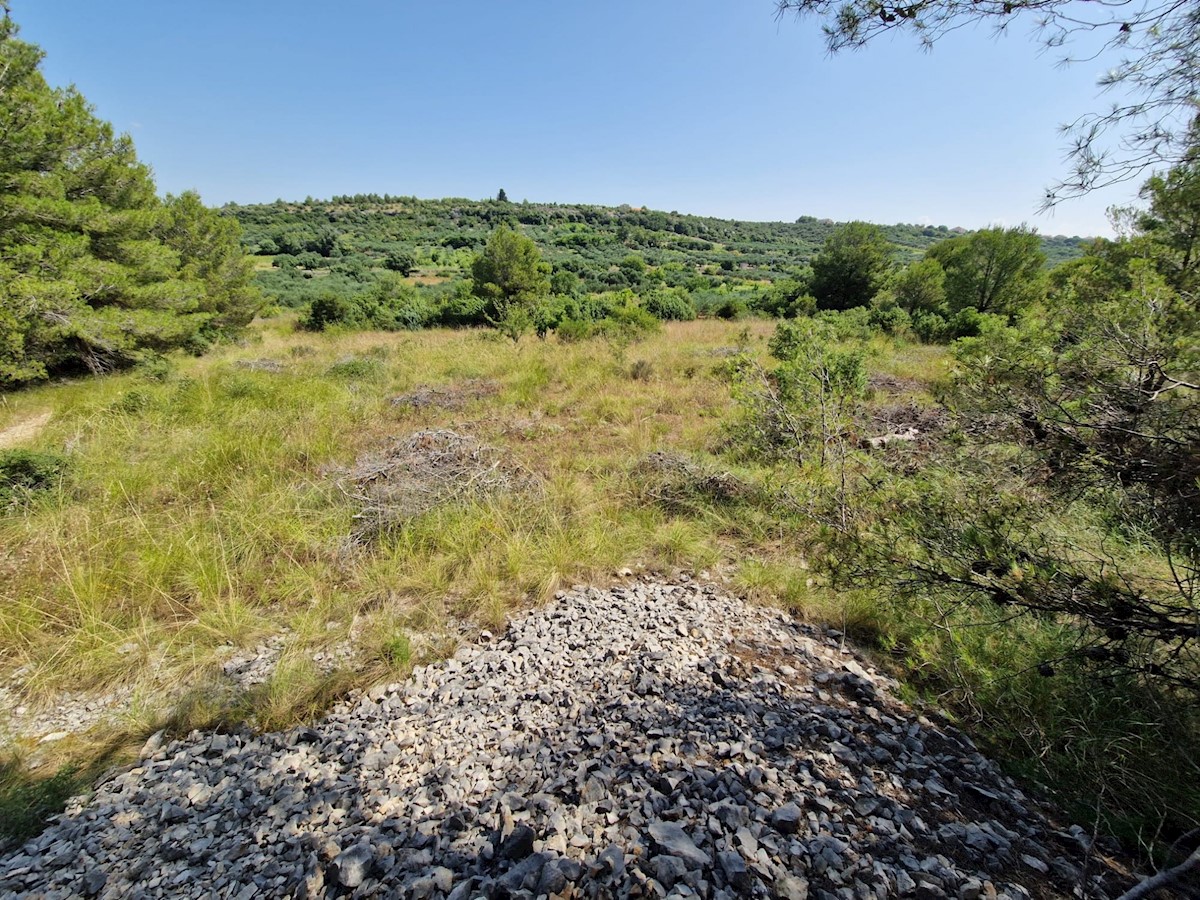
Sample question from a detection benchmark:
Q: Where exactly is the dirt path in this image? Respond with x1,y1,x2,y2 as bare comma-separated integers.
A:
0,411,51,449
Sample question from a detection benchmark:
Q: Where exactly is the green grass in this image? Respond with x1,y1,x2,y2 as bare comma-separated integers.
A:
3,314,1194,862
0,320,791,771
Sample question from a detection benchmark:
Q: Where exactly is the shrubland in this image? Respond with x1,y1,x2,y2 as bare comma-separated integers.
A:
2,6,1196,880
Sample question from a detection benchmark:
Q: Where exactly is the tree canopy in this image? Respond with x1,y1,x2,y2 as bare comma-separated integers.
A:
809,221,894,310
0,12,259,388
470,226,551,319
925,226,1046,315
776,0,1200,206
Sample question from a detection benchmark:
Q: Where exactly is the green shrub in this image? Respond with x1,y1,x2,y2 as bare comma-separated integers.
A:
645,289,697,321
326,356,385,380
868,303,912,335
912,310,950,342
814,306,874,340
597,304,660,340
434,282,489,327
0,450,69,505
300,293,359,331
0,761,83,845
555,318,594,343
714,297,747,320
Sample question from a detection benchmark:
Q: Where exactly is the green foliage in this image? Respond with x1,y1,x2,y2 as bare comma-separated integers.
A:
227,194,1086,322
0,449,69,505
643,289,697,321
0,760,83,845
300,277,430,332
801,158,1200,854
889,257,946,314
470,226,551,326
300,293,359,331
383,249,417,275
433,281,489,328
813,306,875,341
730,320,867,465
0,18,259,388
925,226,1046,316
810,222,894,311
714,297,748,320
753,276,816,318
867,300,911,335
382,631,412,667
326,355,385,380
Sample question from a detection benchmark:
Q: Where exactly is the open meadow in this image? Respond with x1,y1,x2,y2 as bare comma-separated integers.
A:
1,319,946,836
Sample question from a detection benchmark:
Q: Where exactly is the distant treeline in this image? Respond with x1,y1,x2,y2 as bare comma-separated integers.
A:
223,195,1088,313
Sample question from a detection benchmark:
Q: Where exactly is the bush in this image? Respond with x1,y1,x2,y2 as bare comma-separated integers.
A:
326,356,385,380
600,303,660,339
714,297,748,320
434,282,489,328
813,306,874,341
0,450,69,505
300,293,359,331
644,289,697,321
363,286,432,331
753,277,816,319
867,303,911,335
554,318,594,343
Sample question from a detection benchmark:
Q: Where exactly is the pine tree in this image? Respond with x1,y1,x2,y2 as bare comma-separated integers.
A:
0,12,259,387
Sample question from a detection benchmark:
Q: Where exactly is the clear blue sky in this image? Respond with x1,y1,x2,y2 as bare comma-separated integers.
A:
16,1,1138,236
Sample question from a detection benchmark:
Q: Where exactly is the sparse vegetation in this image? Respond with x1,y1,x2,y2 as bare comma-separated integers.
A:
1,5,1195,880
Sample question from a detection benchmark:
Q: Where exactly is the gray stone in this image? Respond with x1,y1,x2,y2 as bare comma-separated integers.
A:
498,824,536,861
333,843,374,888
718,850,751,890
81,869,107,896
649,822,709,868
769,802,803,834
653,854,689,888
776,874,810,900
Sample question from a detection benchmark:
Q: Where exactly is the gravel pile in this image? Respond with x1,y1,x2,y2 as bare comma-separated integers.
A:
0,581,1127,899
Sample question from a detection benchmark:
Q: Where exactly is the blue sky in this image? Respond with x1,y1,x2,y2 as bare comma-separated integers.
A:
16,1,1138,236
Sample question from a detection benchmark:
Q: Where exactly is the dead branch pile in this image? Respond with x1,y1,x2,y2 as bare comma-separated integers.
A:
637,451,752,510
341,430,535,539
390,379,498,412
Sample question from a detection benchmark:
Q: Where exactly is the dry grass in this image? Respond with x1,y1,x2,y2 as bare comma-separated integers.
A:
0,317,944,838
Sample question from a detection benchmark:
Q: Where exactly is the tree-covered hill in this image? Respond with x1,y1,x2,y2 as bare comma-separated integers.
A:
223,194,1089,309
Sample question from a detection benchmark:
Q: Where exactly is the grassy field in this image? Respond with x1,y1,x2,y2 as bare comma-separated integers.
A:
3,315,1197,864
0,318,948,834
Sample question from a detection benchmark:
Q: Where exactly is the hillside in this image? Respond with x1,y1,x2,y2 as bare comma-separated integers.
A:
222,196,1090,309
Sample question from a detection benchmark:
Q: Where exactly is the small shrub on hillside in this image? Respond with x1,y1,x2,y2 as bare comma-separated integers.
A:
0,761,83,845
326,356,385,380
753,277,816,319
381,632,412,667
530,296,583,338
434,282,489,328
301,293,359,331
644,289,697,321
0,450,69,506
867,302,911,335
814,306,875,341
714,297,747,320
554,318,594,343
115,388,153,414
629,359,654,381
593,304,660,343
